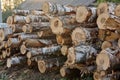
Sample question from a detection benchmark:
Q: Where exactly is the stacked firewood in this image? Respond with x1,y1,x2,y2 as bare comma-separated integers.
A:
0,1,120,79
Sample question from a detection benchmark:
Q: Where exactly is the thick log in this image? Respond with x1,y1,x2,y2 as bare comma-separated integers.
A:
56,35,72,45
115,4,120,17
97,13,120,30
18,33,39,41
72,27,98,45
7,38,21,48
31,10,45,15
10,24,23,33
6,16,14,25
22,22,50,33
98,29,119,41
13,15,26,24
37,57,66,73
42,2,76,15
0,27,13,41
7,56,26,68
76,6,97,23
50,16,76,35
61,45,68,56
13,10,30,16
26,15,49,23
66,45,97,65
21,45,61,54
96,48,119,71
37,29,56,39
97,2,116,15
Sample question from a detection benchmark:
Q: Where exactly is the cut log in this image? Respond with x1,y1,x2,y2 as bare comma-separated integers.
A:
97,2,116,15
98,29,119,41
26,15,49,23
96,48,119,71
0,27,13,41
56,35,72,45
93,71,106,80
18,33,39,41
101,41,112,50
42,2,76,15
37,29,56,39
31,10,45,15
71,27,98,45
61,45,68,56
6,16,14,25
11,24,23,33
50,16,76,35
115,4,120,17
66,45,97,65
21,44,61,55
13,15,26,24
76,6,97,23
97,13,120,30
37,57,66,73
7,38,21,48
13,10,30,16
7,56,26,68
22,22,50,33
118,38,120,48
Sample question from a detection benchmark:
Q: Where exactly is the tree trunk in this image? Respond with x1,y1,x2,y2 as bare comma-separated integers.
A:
13,10,30,16
97,2,116,16
37,57,66,73
76,6,97,23
71,27,98,45
96,48,119,71
97,13,120,30
7,56,26,68
66,45,97,66
98,29,119,41
42,2,76,15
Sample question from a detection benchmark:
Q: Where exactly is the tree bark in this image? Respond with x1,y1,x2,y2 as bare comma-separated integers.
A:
13,10,30,16
13,15,26,24
10,24,23,33
42,2,76,15
76,6,97,23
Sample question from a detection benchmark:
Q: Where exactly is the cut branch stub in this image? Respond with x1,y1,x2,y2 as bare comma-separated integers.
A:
115,4,120,17
7,56,26,68
97,13,120,30
96,48,119,71
97,2,116,15
13,10,30,16
76,6,97,23
42,2,76,15
72,27,98,45
13,15,26,24
38,57,66,73
66,45,97,65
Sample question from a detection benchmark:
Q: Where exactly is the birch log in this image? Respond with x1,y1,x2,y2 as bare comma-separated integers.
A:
13,10,30,16
76,6,97,23
42,2,76,15
97,13,120,30
97,2,116,15
31,10,45,15
71,27,98,45
96,48,119,71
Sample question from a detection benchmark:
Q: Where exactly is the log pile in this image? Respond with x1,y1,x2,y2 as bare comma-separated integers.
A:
0,2,120,79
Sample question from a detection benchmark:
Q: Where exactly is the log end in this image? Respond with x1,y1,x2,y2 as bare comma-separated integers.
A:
72,27,86,45
118,38,120,48
96,50,110,71
2,50,6,59
42,2,49,14
38,60,46,73
61,45,68,56
97,13,109,29
0,29,5,42
115,4,120,17
7,58,11,68
56,35,64,45
7,16,14,24
97,2,108,15
6,48,11,57
20,45,27,54
27,58,31,66
101,41,112,50
50,17,63,34
60,67,66,77
22,24,32,33
76,6,89,23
